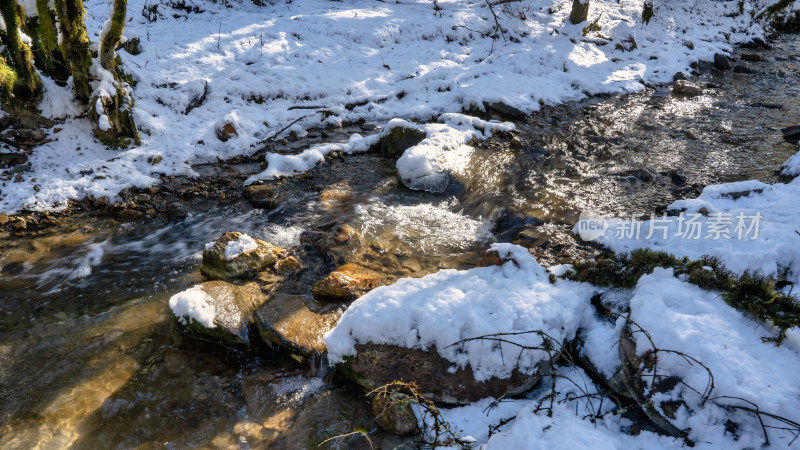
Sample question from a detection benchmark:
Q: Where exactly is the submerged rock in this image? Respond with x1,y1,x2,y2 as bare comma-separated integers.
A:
312,263,383,301
201,231,284,280
254,294,341,359
169,281,268,348
343,343,534,405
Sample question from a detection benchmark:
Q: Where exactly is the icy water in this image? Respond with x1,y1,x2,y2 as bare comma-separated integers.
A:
1,36,799,448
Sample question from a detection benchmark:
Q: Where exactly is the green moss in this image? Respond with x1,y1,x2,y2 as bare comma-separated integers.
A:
0,1,42,98
336,355,364,384
0,56,18,96
54,0,92,101
563,249,800,344
34,0,64,77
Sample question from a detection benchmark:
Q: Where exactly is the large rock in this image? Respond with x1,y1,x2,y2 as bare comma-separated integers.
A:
254,294,341,359
201,231,284,280
312,263,383,301
344,343,536,405
372,125,426,157
169,280,268,348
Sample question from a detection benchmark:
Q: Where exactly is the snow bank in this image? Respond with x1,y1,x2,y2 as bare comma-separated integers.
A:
324,243,597,381
578,177,800,284
626,268,800,447
1,0,765,212
168,285,216,328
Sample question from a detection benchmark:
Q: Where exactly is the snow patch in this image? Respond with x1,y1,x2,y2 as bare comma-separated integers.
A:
224,234,258,260
168,285,216,328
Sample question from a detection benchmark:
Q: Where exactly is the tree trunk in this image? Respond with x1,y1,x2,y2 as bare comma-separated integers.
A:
0,1,42,99
100,0,126,75
91,0,140,147
34,0,65,77
569,0,590,24
53,0,92,101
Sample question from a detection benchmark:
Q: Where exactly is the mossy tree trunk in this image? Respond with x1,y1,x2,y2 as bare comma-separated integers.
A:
53,0,92,102
0,1,42,99
91,0,140,147
33,0,65,78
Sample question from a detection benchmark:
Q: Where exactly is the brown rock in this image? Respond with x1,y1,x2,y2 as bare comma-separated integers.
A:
274,255,302,276
372,125,427,157
312,263,382,300
201,231,284,280
0,213,8,225
244,184,283,209
672,80,702,97
347,343,535,405
254,294,341,357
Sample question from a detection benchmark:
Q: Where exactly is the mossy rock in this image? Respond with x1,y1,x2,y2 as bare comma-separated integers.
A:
201,231,284,281
373,125,426,157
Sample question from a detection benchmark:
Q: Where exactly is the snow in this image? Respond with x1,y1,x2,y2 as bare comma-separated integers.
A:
625,268,800,447
0,0,766,212
168,285,217,328
324,243,598,381
223,233,258,260
578,177,800,284
783,143,800,176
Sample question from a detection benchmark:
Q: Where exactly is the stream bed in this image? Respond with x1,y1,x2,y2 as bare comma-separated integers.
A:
1,35,799,448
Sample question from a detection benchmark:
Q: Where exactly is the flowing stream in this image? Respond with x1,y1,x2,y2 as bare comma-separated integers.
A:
1,36,799,448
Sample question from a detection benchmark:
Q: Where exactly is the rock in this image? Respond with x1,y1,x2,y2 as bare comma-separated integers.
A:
94,196,110,207
272,390,404,450
685,130,699,140
373,125,426,157
485,101,526,119
118,209,144,220
0,152,28,168
682,40,695,50
147,155,162,165
733,65,754,74
713,53,733,71
672,80,702,96
632,167,656,182
216,122,238,142
0,213,8,225
371,390,418,436
782,124,800,143
274,255,302,276
201,231,284,280
672,71,688,82
243,184,284,209
169,280,268,348
741,53,764,62
344,343,535,405
10,217,26,231
299,224,361,262
254,294,341,358
312,263,382,300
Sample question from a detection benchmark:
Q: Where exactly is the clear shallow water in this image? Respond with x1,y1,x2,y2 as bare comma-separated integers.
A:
1,35,799,448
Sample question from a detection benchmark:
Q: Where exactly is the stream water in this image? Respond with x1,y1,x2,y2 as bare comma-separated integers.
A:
1,36,799,448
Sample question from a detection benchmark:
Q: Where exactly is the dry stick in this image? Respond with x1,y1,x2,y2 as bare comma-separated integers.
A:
316,430,374,449
484,0,507,43
217,22,221,50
